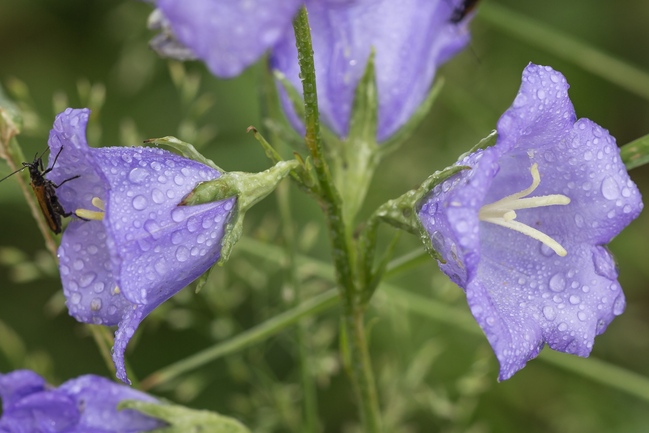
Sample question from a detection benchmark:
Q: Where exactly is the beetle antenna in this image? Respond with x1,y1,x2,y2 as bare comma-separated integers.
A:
0,165,28,184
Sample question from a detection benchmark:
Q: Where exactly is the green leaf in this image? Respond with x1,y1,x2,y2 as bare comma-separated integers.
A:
143,136,221,171
120,400,250,433
620,133,649,170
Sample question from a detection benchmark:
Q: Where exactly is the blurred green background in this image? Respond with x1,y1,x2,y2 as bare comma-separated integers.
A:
1,1,649,432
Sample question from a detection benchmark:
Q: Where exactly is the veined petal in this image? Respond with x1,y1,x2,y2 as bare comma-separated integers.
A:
47,108,236,383
271,0,471,141
156,0,301,77
417,64,643,380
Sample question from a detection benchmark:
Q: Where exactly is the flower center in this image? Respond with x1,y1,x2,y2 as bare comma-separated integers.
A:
478,163,570,257
75,197,105,221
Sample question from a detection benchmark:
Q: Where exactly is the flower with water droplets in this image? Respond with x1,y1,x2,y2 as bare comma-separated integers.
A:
417,63,643,380
47,108,235,383
149,0,473,141
0,370,165,432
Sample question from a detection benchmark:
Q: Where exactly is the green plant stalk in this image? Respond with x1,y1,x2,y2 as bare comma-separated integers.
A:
293,8,382,432
479,3,649,102
139,289,339,391
277,181,318,433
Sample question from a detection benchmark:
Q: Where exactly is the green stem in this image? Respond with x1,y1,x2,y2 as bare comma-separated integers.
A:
277,180,319,432
293,8,381,432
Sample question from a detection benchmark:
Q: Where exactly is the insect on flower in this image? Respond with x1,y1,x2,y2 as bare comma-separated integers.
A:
0,146,79,234
450,0,480,23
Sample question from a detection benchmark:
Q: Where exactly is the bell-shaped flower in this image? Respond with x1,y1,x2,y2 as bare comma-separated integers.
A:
47,108,235,383
149,0,473,141
417,64,643,380
0,370,165,432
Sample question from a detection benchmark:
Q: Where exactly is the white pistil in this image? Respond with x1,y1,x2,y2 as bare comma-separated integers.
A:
478,163,570,257
75,197,106,221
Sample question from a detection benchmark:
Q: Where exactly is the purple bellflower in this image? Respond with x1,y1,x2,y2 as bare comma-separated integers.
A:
150,0,473,141
0,370,165,432
47,108,235,383
417,64,643,380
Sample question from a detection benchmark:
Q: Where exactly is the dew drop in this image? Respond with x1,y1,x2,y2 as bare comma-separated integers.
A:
613,295,626,315
79,273,96,288
152,188,165,204
592,247,617,280
574,214,585,228
540,243,554,257
542,306,556,321
128,167,149,183
175,246,190,262
93,282,105,293
577,311,587,322
70,292,81,305
549,273,566,292
90,298,102,311
569,295,581,305
171,230,184,245
171,208,185,223
600,176,619,200
132,195,147,210
558,322,568,332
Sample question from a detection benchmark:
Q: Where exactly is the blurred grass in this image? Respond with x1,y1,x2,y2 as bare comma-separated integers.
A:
1,0,649,432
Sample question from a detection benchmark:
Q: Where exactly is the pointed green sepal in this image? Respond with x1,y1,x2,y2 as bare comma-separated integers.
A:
274,70,306,123
329,51,382,225
120,400,250,433
621,133,649,170
375,164,470,261
180,160,300,264
144,136,222,171
458,129,498,160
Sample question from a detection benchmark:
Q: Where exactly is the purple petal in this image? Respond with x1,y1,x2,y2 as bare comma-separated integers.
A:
93,146,233,306
0,370,47,411
271,0,470,141
47,108,109,215
156,0,301,77
112,304,147,384
59,375,164,431
418,64,643,380
1,390,79,432
58,220,131,326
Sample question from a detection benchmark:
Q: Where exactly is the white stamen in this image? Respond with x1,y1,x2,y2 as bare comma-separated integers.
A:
75,197,106,221
479,163,570,257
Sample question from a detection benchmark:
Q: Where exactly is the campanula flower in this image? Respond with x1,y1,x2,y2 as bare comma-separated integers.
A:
150,0,473,141
0,370,165,432
417,64,643,380
47,108,235,383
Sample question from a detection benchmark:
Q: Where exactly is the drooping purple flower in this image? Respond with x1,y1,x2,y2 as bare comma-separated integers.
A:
47,108,235,383
150,0,473,141
417,64,643,380
0,370,165,432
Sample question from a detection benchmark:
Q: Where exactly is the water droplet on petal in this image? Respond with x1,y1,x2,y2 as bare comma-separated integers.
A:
569,295,581,305
549,273,566,292
543,306,556,321
600,177,619,200
592,247,618,280
132,195,147,210
128,167,149,183
175,246,190,262
613,295,626,315
171,208,185,222
70,293,81,305
90,298,102,311
558,322,568,332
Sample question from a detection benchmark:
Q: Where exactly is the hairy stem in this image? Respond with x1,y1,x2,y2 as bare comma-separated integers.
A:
293,8,382,432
